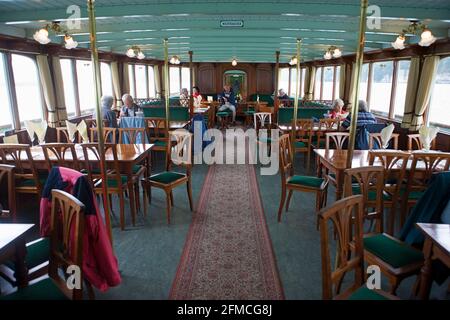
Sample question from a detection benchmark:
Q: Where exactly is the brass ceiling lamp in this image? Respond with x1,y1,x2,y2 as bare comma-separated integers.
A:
126,45,145,59
392,20,436,50
33,21,78,49
323,46,342,60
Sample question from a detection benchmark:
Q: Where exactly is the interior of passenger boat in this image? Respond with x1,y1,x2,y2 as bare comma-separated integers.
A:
0,0,449,304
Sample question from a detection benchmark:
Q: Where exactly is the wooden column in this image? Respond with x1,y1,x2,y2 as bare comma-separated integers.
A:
274,51,280,122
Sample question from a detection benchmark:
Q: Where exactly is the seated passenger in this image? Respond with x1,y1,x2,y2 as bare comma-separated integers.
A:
120,93,139,117
329,99,346,119
277,89,289,100
217,85,236,123
193,86,203,108
341,100,376,129
93,95,118,128
180,88,189,107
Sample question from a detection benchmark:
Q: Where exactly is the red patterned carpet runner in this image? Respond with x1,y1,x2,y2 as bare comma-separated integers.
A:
169,164,284,299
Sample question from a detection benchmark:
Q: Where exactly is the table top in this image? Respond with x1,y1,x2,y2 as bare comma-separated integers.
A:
417,223,450,255
0,224,34,251
194,107,210,114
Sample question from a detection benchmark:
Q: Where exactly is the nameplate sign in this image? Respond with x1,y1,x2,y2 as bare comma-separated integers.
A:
220,20,244,27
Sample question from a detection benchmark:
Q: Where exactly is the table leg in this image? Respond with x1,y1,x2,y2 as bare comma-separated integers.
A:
146,151,152,202
418,238,433,300
14,238,28,288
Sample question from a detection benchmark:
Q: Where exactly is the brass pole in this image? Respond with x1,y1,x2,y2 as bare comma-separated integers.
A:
291,39,301,158
189,50,194,118
274,51,280,122
347,0,369,168
87,0,112,242
163,39,170,134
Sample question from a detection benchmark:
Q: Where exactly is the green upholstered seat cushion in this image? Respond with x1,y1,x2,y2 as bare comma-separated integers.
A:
399,189,424,200
348,286,389,300
0,278,68,300
363,234,423,268
294,141,307,148
6,238,49,271
351,185,392,201
132,165,144,174
244,110,255,115
153,140,167,147
287,175,325,188
16,176,48,187
217,111,232,117
97,175,128,188
149,171,186,184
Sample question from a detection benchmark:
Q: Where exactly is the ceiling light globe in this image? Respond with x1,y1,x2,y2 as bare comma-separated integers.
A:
64,36,78,49
231,59,237,66
33,28,51,44
419,29,436,47
333,48,342,58
289,56,297,66
391,35,405,50
324,51,332,60
126,48,136,58
137,51,145,60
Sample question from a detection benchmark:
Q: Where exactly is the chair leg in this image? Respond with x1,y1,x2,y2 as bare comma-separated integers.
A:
315,191,321,212
306,149,311,173
142,182,148,217
134,183,140,214
187,180,193,211
119,193,125,230
108,194,114,213
285,190,293,211
389,278,400,295
170,191,174,206
277,186,287,222
165,191,171,224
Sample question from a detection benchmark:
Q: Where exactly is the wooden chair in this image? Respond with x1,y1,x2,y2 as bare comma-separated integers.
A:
369,150,410,234
0,144,44,198
407,134,436,151
0,164,15,220
400,152,450,226
318,194,396,300
277,134,328,222
82,143,134,230
293,119,313,171
145,117,169,164
56,127,81,143
89,127,117,144
369,133,399,150
254,112,272,130
41,143,81,172
312,118,340,150
325,132,349,150
216,109,232,129
141,130,193,224
1,190,88,300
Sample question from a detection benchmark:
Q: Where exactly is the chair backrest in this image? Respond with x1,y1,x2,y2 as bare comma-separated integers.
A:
84,119,109,129
294,118,313,141
49,189,85,300
278,134,293,181
325,132,349,150
319,118,340,131
118,127,147,145
344,166,385,233
90,127,116,144
318,195,365,300
0,144,40,188
254,112,272,131
167,130,193,171
56,127,82,143
407,134,437,151
369,133,399,150
0,164,16,220
145,117,168,141
41,143,80,171
406,152,450,193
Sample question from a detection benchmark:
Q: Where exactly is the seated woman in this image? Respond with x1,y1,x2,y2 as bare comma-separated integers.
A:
180,88,189,107
341,100,376,129
329,98,346,119
120,93,139,117
193,86,203,108
93,95,118,128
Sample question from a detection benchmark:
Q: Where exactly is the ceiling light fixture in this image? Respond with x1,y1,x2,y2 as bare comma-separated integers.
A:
392,21,436,50
170,55,181,64
126,46,145,59
231,58,238,66
289,56,298,66
33,22,78,49
323,46,342,59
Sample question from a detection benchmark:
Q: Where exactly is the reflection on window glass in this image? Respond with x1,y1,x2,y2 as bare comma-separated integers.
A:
135,64,147,99
359,63,369,101
278,68,289,94
148,66,156,98
322,67,334,100
12,54,43,122
300,69,306,98
290,68,297,97
100,62,113,97
335,66,341,100
60,59,77,117
314,67,322,99
76,60,96,114
128,64,135,97
170,66,180,96
181,67,191,94
0,53,13,131
428,57,450,129
393,60,410,119
370,61,393,115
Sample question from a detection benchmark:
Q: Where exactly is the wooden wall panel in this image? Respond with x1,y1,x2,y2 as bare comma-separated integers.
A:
197,63,216,93
256,64,274,94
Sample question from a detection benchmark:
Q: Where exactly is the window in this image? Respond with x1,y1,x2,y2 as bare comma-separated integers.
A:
76,60,96,114
314,67,322,99
300,68,306,98
370,61,393,115
100,62,113,97
128,64,135,97
60,59,77,117
358,63,369,101
393,60,410,119
278,68,289,93
11,54,44,122
0,53,13,131
289,68,297,96
169,66,181,96
181,67,191,94
322,67,334,100
428,57,450,129
135,64,147,99
334,66,341,100
148,66,156,98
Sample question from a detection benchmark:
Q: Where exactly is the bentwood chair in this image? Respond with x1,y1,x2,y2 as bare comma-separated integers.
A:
41,143,81,172
318,195,397,300
90,127,117,144
254,112,272,131
0,164,16,220
400,152,450,227
368,150,410,234
1,190,89,300
277,134,328,222
146,117,170,167
293,119,313,171
141,130,193,224
325,132,349,150
311,118,340,150
56,127,82,143
407,134,436,151
369,133,399,150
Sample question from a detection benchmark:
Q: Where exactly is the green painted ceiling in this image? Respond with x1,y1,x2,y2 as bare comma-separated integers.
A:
0,0,449,63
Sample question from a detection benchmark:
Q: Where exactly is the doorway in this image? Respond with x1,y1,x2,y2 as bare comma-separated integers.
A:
223,70,248,99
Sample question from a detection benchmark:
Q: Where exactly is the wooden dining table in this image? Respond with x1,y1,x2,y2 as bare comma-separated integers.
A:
0,223,34,289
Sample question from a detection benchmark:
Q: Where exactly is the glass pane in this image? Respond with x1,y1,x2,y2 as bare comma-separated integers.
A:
76,60,96,114
181,67,191,94
314,67,322,99
135,64,147,99
322,66,334,100
60,59,77,117
100,62,113,96
429,57,450,129
358,63,369,101
300,68,306,98
335,66,341,100
169,66,180,96
0,53,13,131
290,68,298,97
148,66,156,98
128,64,135,97
278,68,289,94
370,61,393,115
393,60,410,119
11,54,43,122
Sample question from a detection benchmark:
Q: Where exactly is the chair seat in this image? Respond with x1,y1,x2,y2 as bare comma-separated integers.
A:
97,175,129,188
348,286,390,300
0,278,68,300
5,238,50,271
363,234,423,268
294,141,307,148
399,189,424,200
152,140,167,147
244,110,255,115
149,171,186,184
16,176,48,188
351,185,392,201
217,111,231,117
287,175,325,188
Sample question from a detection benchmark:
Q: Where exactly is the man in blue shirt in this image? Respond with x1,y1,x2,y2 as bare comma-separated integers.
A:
217,85,236,123
341,100,376,129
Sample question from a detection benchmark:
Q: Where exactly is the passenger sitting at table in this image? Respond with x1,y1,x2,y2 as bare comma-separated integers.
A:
217,85,236,123
341,100,376,129
93,95,118,128
120,93,139,117
329,98,346,119
277,89,289,100
193,86,203,108
180,88,189,107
